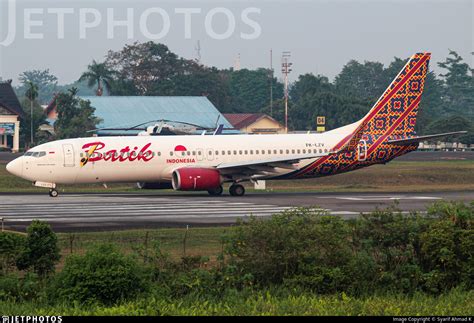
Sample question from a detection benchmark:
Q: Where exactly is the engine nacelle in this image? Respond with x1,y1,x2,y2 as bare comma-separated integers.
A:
137,182,173,190
172,168,223,191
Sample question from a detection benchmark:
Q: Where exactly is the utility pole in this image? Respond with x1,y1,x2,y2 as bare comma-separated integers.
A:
281,51,292,133
270,49,273,117
195,40,201,63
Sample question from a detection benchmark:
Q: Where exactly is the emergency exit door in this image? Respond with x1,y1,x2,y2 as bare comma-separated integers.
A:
357,140,367,162
63,144,75,167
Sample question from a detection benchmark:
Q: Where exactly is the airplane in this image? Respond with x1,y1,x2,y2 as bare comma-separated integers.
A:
6,52,467,197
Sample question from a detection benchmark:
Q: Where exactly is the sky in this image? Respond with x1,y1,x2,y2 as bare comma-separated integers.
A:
0,0,472,86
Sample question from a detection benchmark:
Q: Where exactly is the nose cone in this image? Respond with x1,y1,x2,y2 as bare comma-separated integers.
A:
6,157,23,177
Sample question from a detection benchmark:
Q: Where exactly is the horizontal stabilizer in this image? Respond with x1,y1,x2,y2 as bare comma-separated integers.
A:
387,131,467,145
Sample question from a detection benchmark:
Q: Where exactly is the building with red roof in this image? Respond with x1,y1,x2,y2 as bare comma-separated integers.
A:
223,113,284,134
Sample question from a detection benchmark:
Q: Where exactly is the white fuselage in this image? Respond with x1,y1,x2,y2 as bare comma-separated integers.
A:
7,122,357,186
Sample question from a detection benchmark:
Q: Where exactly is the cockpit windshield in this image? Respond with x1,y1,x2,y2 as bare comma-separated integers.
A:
24,151,47,158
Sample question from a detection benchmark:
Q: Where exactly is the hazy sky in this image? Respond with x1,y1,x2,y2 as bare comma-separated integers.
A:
0,0,472,85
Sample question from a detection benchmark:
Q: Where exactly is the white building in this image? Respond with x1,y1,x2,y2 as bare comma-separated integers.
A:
0,81,23,152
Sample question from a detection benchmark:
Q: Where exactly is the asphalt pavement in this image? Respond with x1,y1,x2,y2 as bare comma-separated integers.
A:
0,191,471,232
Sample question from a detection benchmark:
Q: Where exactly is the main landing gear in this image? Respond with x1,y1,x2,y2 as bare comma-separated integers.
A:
208,185,224,196
49,189,59,198
229,184,245,197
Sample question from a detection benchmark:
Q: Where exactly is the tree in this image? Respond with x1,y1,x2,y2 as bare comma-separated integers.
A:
334,60,386,104
79,60,116,96
106,42,184,95
54,88,101,139
19,97,47,149
290,74,332,103
225,68,284,113
438,50,474,120
17,69,58,104
424,116,473,144
25,81,39,146
16,220,60,277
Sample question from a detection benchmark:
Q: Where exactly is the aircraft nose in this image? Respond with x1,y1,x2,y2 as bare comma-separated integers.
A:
6,157,23,177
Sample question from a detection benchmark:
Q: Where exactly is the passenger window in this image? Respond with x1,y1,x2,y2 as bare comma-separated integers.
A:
182,152,186,156
324,149,328,153
192,151,195,156
244,150,248,155
297,149,301,154
187,151,191,156
233,150,237,155
170,152,174,156
158,152,161,157
268,150,272,154
256,150,259,155
273,149,277,154
262,150,265,154
215,151,219,155
228,150,231,155
250,150,253,155
280,149,283,154
292,149,295,154
303,149,306,154
222,151,225,155
209,151,213,155
198,151,202,155
239,150,242,155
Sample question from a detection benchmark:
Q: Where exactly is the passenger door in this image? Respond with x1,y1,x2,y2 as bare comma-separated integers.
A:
62,144,75,167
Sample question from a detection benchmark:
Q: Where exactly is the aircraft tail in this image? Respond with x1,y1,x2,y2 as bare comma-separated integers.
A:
342,52,431,151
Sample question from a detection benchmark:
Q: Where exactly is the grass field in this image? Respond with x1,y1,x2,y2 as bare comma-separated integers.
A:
55,227,226,268
1,289,472,316
1,160,473,193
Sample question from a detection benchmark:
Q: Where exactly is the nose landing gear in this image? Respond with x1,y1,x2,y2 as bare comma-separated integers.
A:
49,189,59,198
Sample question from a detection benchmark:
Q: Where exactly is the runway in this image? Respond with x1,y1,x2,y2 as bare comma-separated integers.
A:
1,191,472,232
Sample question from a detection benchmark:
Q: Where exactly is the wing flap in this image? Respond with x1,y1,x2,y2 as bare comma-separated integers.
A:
216,152,333,170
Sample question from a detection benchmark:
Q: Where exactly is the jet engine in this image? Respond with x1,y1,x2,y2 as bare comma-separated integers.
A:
172,168,223,191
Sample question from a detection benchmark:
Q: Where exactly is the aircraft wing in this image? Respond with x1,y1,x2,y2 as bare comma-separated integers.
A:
216,151,335,178
387,131,467,145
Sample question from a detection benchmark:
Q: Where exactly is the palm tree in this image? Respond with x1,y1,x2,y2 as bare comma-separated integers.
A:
79,60,115,96
25,81,38,146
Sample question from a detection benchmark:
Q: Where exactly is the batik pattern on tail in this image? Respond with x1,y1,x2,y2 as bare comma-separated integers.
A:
291,52,431,179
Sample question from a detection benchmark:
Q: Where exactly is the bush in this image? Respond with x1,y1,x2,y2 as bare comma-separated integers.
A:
225,201,473,295
0,272,42,302
352,207,429,293
16,220,60,277
51,244,149,305
420,201,473,292
226,208,356,293
0,232,25,274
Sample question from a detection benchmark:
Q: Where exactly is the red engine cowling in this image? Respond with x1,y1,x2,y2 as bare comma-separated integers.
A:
172,168,223,191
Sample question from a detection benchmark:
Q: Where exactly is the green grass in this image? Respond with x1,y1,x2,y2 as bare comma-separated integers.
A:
56,227,227,265
1,289,472,315
1,160,473,193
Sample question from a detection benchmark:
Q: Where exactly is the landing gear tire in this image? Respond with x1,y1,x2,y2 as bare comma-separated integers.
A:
208,185,223,196
229,184,245,197
49,189,59,198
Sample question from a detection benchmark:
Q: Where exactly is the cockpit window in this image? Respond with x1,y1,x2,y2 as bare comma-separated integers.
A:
24,151,46,158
